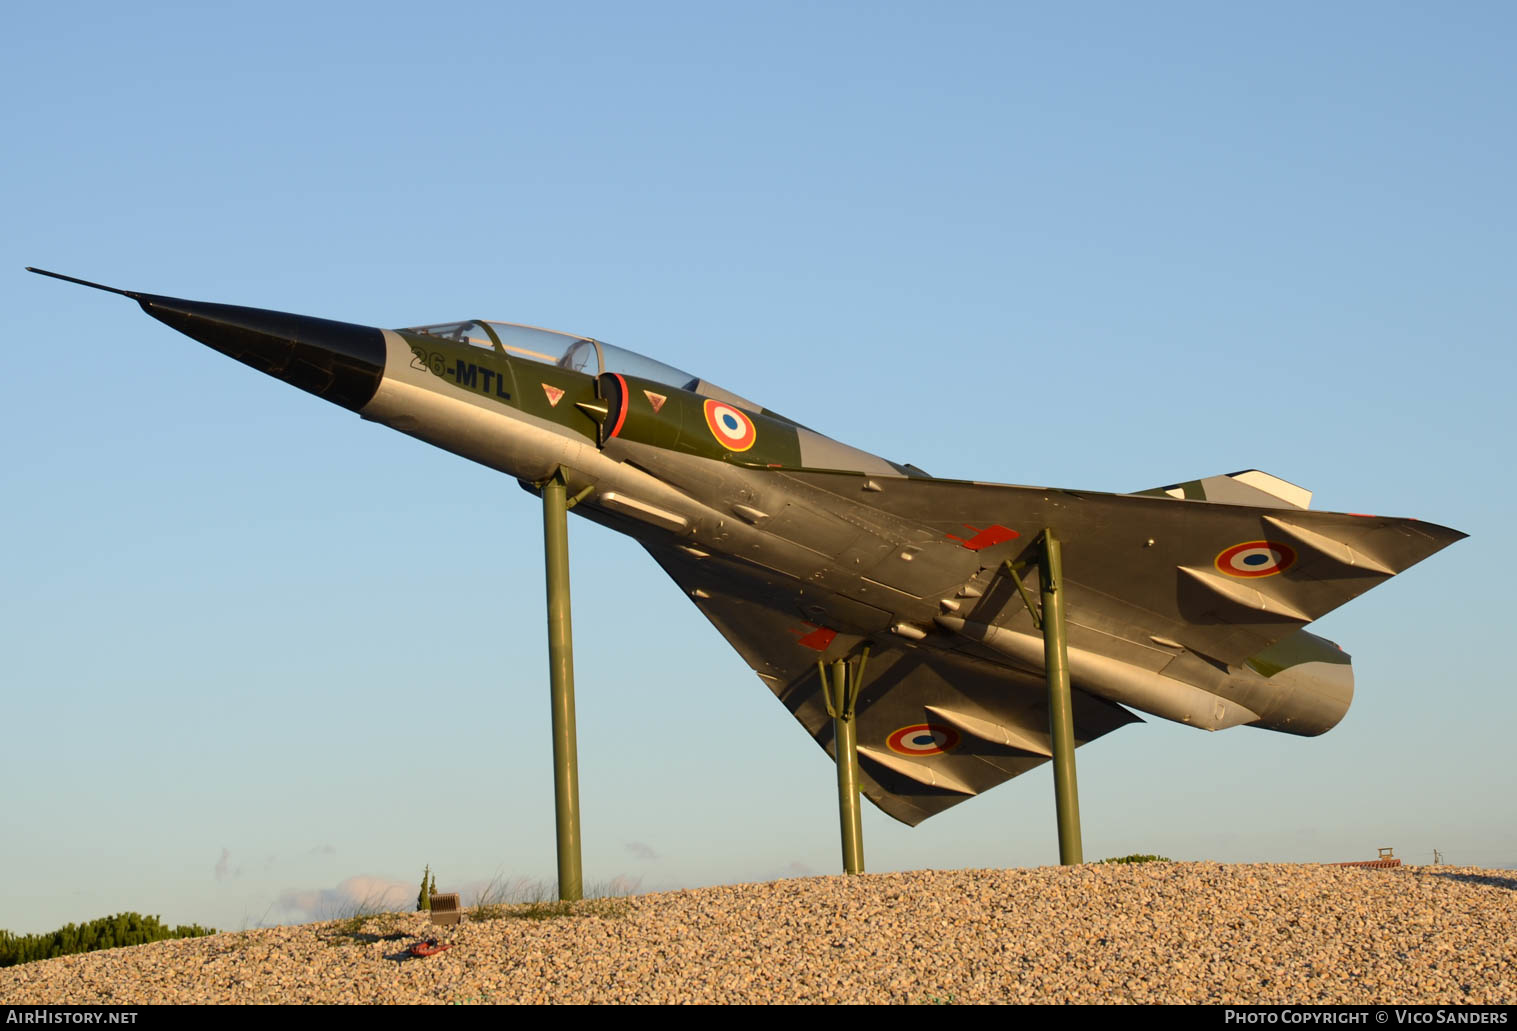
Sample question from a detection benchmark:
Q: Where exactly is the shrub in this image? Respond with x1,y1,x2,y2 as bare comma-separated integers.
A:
0,913,215,967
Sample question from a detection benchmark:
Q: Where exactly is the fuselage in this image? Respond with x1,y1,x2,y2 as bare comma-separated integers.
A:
356,318,1357,741
28,270,1379,754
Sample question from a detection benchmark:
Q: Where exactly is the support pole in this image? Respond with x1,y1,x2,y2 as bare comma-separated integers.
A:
542,470,584,900
1038,529,1083,865
822,652,867,875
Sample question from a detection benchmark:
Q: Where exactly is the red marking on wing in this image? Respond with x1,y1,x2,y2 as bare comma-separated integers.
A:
795,626,838,651
945,524,1020,551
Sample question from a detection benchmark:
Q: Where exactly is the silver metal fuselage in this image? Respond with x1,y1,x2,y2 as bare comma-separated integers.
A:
359,329,1351,738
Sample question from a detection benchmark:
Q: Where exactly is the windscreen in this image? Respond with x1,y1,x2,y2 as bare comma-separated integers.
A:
403,320,759,407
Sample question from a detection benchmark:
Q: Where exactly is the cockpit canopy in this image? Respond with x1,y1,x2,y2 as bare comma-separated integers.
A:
404,319,764,412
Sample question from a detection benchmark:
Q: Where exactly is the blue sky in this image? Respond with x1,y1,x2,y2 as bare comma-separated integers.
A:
3,1,1513,934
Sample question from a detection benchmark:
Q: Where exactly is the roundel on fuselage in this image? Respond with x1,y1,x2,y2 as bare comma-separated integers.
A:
702,398,757,452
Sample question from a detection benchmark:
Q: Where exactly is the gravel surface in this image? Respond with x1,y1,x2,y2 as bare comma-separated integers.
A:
2,864,1512,1005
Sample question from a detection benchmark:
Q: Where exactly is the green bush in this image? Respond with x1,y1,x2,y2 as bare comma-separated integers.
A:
1096,854,1173,864
0,913,215,967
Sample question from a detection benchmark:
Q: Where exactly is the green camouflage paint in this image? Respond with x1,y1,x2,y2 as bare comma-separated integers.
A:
1246,631,1352,679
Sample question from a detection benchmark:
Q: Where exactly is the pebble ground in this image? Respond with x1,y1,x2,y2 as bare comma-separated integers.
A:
2,864,1512,1005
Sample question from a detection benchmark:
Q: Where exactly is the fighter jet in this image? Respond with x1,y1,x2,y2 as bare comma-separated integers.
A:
29,268,1465,829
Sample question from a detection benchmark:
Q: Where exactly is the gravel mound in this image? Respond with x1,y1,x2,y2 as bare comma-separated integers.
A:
2,864,1512,1004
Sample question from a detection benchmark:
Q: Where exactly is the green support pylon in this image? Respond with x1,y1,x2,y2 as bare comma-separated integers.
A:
1038,529,1083,865
542,470,584,901
821,650,868,875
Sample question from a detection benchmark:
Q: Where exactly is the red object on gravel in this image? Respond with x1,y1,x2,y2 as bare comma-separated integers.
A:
409,939,452,957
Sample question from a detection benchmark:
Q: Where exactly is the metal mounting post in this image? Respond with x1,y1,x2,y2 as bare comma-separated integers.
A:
820,648,869,875
1038,529,1083,865
542,470,584,900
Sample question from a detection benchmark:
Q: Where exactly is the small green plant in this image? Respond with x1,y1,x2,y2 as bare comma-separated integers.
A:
324,915,370,943
468,874,546,920
417,864,432,912
451,991,497,1005
321,888,406,946
331,888,397,923
509,898,629,921
1096,854,1173,864
322,910,407,947
467,874,631,922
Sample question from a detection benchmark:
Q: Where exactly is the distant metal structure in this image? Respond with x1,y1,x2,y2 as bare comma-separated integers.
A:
1333,847,1401,869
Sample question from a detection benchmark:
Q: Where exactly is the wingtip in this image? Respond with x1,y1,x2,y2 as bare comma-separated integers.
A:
26,267,142,300
1411,518,1470,548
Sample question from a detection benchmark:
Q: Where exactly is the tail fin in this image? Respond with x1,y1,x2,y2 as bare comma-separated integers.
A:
1133,469,1311,509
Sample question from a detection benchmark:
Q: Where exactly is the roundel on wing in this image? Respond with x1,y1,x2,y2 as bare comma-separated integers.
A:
702,398,757,452
1215,540,1297,578
886,723,960,756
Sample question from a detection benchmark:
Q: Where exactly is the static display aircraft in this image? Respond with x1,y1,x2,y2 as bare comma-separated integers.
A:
29,268,1464,833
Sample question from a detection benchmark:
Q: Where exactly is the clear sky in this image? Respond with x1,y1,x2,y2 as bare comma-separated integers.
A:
3,1,1513,935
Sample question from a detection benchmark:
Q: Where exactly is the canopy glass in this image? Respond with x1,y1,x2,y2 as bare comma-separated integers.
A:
404,319,765,412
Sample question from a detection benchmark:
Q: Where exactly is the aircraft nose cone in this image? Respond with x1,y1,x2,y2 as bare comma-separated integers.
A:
137,293,386,412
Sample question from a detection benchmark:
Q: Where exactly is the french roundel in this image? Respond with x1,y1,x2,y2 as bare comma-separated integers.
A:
702,398,757,452
1215,540,1297,578
886,723,960,757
